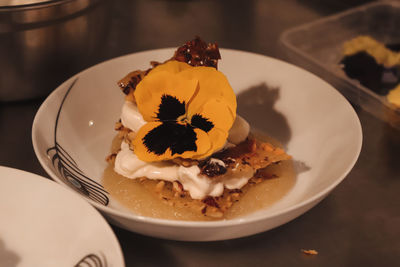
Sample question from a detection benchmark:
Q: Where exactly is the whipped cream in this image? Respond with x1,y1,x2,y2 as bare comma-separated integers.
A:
114,142,253,199
120,101,146,132
114,101,252,199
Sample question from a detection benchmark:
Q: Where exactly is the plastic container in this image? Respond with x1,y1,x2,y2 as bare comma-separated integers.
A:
280,0,400,130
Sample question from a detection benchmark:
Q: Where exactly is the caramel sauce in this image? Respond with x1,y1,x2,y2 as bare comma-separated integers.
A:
102,133,296,221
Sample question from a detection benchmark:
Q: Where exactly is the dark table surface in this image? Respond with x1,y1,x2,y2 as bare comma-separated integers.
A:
2,0,400,266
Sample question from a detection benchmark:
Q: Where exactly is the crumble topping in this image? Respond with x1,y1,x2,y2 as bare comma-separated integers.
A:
108,130,291,216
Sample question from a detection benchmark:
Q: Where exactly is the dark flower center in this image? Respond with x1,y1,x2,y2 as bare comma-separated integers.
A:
190,114,214,132
156,94,186,121
143,122,197,155
143,94,215,155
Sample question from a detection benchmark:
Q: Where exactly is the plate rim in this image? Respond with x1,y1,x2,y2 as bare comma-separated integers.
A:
0,165,125,266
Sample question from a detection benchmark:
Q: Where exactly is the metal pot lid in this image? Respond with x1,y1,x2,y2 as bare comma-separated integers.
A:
0,0,56,7
0,0,101,28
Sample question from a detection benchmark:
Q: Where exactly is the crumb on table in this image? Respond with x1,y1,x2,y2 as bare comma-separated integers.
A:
301,249,318,255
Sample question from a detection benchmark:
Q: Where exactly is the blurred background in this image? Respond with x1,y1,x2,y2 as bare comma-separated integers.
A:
0,0,374,102
2,1,400,266
2,0,380,174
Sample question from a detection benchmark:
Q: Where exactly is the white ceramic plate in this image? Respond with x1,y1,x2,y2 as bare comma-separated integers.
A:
32,48,362,241
0,166,124,267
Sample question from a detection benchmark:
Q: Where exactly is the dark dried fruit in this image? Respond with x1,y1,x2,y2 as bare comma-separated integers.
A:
199,158,227,177
229,189,242,194
172,36,221,69
202,197,220,208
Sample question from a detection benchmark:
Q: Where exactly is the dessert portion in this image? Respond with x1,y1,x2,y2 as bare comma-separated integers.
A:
105,37,292,220
340,36,400,108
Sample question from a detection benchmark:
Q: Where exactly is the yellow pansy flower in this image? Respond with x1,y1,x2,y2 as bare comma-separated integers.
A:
133,60,236,162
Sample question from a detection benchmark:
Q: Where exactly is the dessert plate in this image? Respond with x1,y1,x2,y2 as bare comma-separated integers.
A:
0,166,124,267
32,48,362,241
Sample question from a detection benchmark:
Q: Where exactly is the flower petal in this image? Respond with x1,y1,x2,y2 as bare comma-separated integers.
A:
207,128,229,155
150,60,192,74
179,66,237,118
190,98,235,133
192,128,228,159
185,128,213,159
133,121,166,162
132,60,237,162
134,64,198,122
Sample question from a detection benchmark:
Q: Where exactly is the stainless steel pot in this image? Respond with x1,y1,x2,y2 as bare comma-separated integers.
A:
0,0,110,101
